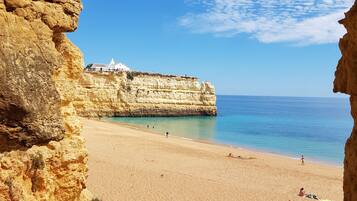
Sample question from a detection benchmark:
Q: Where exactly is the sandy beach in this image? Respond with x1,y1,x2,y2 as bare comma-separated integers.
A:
82,118,343,201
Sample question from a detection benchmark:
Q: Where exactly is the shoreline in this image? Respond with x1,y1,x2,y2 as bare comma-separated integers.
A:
82,118,343,201
102,118,343,168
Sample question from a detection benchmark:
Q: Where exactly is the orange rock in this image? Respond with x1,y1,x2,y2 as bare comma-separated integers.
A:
333,2,357,201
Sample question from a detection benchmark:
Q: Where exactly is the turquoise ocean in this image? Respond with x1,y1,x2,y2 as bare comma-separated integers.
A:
108,96,352,165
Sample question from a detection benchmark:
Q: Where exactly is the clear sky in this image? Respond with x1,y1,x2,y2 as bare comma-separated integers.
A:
68,0,354,97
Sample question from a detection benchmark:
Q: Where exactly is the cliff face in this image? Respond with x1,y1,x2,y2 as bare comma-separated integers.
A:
333,1,357,201
0,0,90,200
73,72,217,117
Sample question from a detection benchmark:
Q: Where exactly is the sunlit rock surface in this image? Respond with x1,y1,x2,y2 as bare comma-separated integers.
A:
0,0,90,200
73,72,217,117
333,1,357,201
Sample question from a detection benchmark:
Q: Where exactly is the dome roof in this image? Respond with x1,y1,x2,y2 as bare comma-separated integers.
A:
107,58,131,71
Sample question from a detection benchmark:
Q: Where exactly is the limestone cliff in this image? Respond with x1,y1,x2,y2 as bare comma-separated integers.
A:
73,71,217,117
333,1,357,201
0,0,90,200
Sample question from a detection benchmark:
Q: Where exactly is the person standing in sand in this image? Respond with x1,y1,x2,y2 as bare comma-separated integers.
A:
166,132,169,138
301,155,305,165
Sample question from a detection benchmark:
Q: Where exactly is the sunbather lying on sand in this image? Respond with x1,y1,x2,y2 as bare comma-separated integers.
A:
298,188,320,200
306,193,320,200
226,153,256,160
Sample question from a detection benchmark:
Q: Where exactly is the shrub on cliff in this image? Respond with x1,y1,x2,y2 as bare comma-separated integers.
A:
127,72,135,80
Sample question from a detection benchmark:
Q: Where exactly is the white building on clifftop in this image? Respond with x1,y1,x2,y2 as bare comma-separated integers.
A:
85,58,132,72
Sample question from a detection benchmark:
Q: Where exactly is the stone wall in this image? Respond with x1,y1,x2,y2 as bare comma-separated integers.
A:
0,0,90,200
73,71,217,117
333,1,357,201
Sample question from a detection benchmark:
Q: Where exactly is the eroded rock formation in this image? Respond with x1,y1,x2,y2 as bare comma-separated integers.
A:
72,71,217,117
0,0,90,200
333,1,357,201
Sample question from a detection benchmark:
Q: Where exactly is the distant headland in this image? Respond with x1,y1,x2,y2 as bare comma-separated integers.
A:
71,58,217,117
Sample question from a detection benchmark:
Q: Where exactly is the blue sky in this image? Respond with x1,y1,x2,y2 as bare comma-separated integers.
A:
68,0,353,97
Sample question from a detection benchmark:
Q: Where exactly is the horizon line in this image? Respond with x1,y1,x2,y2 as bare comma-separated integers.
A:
216,94,349,99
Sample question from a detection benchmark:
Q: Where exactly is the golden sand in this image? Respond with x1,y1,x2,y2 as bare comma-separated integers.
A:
82,119,343,201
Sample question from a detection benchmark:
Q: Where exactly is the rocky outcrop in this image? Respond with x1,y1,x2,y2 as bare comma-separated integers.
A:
0,0,67,151
0,136,88,201
333,1,357,201
0,0,90,200
72,71,217,117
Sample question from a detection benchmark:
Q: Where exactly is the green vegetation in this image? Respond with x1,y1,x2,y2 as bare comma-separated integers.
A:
31,153,45,170
30,153,45,192
126,72,135,80
86,64,93,69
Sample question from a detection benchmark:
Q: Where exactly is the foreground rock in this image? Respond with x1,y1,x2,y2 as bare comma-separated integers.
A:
333,1,357,201
0,136,87,201
73,71,217,117
0,0,90,200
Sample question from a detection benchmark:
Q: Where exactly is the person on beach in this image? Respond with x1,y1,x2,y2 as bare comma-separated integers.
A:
298,188,320,200
147,125,149,128
166,132,169,138
301,155,305,165
298,188,305,197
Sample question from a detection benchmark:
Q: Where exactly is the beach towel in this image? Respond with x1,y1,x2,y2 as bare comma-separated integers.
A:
305,194,319,200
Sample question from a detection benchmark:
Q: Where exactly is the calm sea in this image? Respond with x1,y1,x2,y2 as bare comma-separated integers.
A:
108,95,352,165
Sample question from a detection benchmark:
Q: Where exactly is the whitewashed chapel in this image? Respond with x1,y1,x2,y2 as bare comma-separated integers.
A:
85,58,132,72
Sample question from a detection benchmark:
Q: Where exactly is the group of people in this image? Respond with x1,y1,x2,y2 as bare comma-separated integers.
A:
297,161,334,200
228,152,331,200
146,125,169,138
299,188,320,200
146,125,155,129
298,188,333,200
